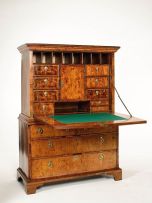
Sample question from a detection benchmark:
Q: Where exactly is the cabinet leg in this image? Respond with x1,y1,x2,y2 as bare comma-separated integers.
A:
113,169,122,181
25,184,37,195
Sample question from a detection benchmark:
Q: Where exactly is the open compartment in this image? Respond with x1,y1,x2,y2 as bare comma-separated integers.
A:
33,52,41,64
53,52,62,64
92,53,101,64
54,101,90,114
83,53,91,64
63,53,72,64
73,53,82,64
102,53,109,64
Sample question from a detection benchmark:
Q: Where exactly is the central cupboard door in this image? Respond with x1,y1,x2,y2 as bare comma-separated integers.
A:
60,65,85,100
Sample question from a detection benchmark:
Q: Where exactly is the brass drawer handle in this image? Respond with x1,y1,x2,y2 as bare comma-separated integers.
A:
100,136,104,143
44,66,48,71
37,127,43,134
96,66,99,72
98,153,104,160
48,140,53,148
48,161,53,168
44,78,48,84
95,78,98,84
44,91,48,96
95,90,99,95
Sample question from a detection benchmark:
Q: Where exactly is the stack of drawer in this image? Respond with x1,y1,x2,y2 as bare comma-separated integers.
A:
30,125,118,179
86,65,110,112
33,65,59,115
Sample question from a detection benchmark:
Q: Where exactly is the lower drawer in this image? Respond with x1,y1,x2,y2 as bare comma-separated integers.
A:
31,150,117,179
31,133,117,157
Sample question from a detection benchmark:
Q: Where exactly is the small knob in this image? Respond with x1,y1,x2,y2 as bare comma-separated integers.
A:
95,78,98,84
42,105,46,111
95,90,99,95
96,67,99,72
44,91,48,96
44,66,48,71
44,78,48,84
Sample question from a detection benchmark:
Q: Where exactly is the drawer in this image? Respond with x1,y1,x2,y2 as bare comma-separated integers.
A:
33,103,54,115
31,133,117,157
91,100,109,106
86,77,109,88
69,133,117,153
30,125,118,139
34,65,59,75
31,150,117,179
91,106,109,112
31,138,68,157
30,125,76,139
86,65,109,76
33,77,59,89
87,89,109,100
33,90,59,102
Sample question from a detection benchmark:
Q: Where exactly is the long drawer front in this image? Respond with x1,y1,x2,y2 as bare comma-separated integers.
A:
31,133,117,158
31,150,117,179
30,125,118,139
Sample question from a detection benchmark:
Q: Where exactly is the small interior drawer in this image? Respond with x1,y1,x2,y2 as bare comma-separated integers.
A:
33,77,59,89
33,90,59,102
34,65,59,75
86,65,109,76
86,77,109,88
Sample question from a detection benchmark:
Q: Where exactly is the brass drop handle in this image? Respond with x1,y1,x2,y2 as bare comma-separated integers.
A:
37,127,43,134
96,66,99,72
44,78,48,84
95,90,99,95
48,161,53,168
44,91,48,96
95,78,98,84
42,105,46,111
48,140,53,148
44,66,48,71
100,136,104,143
98,153,104,160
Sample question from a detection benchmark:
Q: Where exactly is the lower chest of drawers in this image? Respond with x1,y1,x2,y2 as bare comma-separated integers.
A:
29,125,118,179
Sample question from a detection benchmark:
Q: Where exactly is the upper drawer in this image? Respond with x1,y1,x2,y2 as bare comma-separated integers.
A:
86,77,109,88
33,90,59,102
86,65,109,76
30,125,118,139
33,77,59,89
87,89,109,100
34,65,59,75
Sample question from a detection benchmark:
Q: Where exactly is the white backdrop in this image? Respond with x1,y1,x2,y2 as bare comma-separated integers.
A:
0,0,151,202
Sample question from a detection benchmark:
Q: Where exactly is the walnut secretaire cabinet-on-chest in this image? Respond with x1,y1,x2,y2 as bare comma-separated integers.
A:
17,44,146,194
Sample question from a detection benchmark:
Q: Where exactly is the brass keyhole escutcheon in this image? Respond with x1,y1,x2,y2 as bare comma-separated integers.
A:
98,153,104,160
48,140,53,148
100,136,104,144
42,105,46,111
37,127,43,134
95,78,98,84
48,161,53,168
